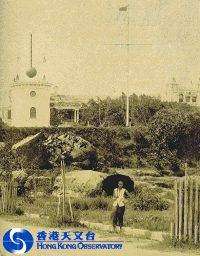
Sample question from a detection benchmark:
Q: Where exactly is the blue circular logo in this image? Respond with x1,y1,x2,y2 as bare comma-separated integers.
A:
3,228,34,254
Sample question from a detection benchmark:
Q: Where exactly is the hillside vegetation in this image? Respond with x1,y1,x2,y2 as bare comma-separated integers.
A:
0,94,200,176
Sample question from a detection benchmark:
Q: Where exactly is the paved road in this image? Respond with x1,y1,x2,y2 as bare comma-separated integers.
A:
0,219,198,256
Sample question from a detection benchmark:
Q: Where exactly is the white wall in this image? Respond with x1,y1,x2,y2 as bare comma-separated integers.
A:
11,82,51,127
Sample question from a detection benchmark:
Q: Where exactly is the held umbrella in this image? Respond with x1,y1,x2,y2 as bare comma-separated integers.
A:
102,174,134,196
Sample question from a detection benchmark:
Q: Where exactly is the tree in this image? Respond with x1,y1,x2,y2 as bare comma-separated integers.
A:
79,96,126,127
130,94,164,126
79,99,100,126
0,118,6,142
147,108,200,171
50,108,69,126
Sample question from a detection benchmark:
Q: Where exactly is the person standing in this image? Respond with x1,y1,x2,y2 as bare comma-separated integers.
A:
112,180,131,232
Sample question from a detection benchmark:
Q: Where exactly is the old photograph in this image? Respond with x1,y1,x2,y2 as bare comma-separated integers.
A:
0,0,200,255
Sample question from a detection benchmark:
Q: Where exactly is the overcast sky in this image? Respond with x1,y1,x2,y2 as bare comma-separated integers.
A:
0,0,200,105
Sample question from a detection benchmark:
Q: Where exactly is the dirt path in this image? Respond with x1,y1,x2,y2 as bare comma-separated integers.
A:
0,218,198,256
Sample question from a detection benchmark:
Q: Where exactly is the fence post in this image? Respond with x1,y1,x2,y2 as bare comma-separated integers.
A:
170,222,175,239
5,183,8,213
61,159,65,219
184,177,188,241
2,183,5,213
189,179,193,241
0,181,17,214
179,179,183,240
194,179,199,244
175,180,178,239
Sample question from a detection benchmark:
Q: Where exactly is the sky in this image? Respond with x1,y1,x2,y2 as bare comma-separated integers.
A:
0,0,200,106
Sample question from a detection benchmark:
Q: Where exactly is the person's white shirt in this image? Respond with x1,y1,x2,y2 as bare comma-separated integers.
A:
113,188,126,207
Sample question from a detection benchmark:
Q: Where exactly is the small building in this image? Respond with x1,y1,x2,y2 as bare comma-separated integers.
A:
0,70,52,127
11,79,52,127
50,94,81,124
162,77,200,106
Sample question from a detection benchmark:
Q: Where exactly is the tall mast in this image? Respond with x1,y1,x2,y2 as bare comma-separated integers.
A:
26,34,37,78
126,5,130,127
106,5,152,126
30,34,32,67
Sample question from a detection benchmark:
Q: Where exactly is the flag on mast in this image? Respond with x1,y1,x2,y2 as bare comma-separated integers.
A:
43,56,46,63
119,6,127,11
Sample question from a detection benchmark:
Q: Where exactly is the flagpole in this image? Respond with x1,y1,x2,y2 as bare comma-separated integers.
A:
112,5,152,126
30,34,32,68
126,5,130,127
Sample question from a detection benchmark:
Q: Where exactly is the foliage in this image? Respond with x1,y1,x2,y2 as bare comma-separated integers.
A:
72,196,113,211
0,145,24,181
15,207,24,215
50,108,72,126
131,188,170,211
124,209,172,231
79,97,126,127
147,108,200,172
2,104,200,171
129,94,164,125
0,118,6,142
23,195,35,204
46,201,80,227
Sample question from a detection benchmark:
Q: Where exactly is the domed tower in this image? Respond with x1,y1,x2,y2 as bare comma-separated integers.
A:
11,34,52,127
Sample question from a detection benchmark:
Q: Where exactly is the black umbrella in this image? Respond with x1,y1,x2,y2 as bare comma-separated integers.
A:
102,174,134,196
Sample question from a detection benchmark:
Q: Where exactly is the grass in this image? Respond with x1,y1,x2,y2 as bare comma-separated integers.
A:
0,213,51,227
141,234,200,254
1,191,174,232
80,207,174,232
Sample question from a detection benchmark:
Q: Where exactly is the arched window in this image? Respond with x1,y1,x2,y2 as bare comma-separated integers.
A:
8,110,11,119
30,107,36,118
186,96,190,102
192,96,197,102
185,92,191,102
179,94,183,103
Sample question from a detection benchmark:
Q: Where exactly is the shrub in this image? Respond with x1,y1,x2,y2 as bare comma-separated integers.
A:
72,200,89,210
48,202,80,227
87,197,109,210
124,210,173,231
131,188,170,211
15,207,24,215
24,195,35,204
71,196,113,211
48,213,80,227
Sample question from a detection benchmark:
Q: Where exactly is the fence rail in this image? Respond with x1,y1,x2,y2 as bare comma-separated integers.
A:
172,177,200,244
0,181,17,214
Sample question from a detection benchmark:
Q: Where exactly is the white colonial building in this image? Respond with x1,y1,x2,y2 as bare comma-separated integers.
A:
0,75,52,127
11,79,52,127
162,77,200,107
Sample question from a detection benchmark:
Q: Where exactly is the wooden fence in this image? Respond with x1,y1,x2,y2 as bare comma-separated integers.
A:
0,181,17,214
172,177,200,244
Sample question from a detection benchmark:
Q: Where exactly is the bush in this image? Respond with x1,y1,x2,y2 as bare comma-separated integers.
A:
131,188,170,211
48,202,80,227
124,210,173,231
72,200,89,210
15,207,24,215
71,196,113,211
49,213,80,227
2,126,150,170
24,195,35,204
87,197,110,210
